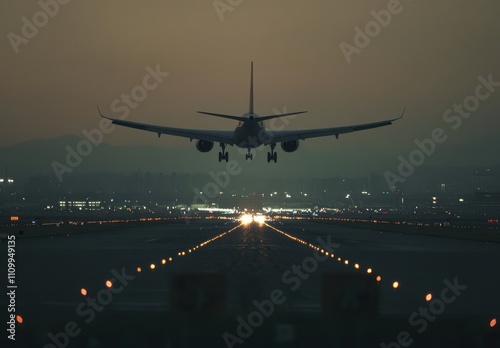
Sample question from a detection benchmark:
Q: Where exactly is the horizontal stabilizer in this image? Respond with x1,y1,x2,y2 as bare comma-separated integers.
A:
254,111,308,122
197,111,248,122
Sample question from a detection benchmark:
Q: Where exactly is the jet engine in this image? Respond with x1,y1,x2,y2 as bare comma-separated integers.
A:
196,140,214,153
280,140,299,153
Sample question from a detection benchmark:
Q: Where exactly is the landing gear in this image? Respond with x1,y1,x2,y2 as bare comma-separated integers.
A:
245,148,253,161
267,143,277,163
219,143,229,162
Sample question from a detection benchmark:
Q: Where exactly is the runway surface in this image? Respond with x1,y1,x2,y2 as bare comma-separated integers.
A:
7,219,500,347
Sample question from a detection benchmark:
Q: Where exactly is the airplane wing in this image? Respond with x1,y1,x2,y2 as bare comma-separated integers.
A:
98,108,235,145
270,108,405,143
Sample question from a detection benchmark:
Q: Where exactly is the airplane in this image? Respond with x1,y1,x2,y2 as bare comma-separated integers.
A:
98,62,404,163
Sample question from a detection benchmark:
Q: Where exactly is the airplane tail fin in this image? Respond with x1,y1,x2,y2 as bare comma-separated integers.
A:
249,61,254,115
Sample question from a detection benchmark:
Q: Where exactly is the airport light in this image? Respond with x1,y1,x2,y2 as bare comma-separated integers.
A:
425,293,432,301
80,288,88,296
240,214,253,224
150,263,156,269
137,267,142,273
367,268,372,274
105,280,112,288
16,315,23,324
162,259,166,265
376,276,382,282
254,215,265,224
392,281,399,289
490,318,497,328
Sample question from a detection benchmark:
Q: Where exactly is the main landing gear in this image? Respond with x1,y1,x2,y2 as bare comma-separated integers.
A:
267,143,277,163
219,143,229,162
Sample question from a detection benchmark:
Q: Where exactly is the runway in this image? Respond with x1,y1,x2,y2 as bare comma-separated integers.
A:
8,218,500,347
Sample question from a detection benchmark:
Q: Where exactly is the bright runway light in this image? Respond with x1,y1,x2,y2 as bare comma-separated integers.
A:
162,259,166,265
137,267,142,273
376,276,382,282
490,318,497,328
344,260,349,265
16,315,23,324
354,263,359,269
240,214,253,224
80,288,88,296
392,281,399,289
150,263,156,270
254,215,266,224
367,268,372,274
425,293,432,301
105,280,112,288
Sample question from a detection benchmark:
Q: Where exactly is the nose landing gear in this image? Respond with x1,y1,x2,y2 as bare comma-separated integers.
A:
245,148,253,161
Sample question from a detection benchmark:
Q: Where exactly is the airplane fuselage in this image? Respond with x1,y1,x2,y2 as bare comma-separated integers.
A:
233,113,270,148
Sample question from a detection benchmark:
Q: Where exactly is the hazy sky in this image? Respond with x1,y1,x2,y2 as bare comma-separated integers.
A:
1,1,499,176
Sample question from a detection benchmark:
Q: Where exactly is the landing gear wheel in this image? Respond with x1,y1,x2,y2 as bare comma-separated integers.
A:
218,152,229,162
245,149,253,161
267,143,278,163
219,143,229,162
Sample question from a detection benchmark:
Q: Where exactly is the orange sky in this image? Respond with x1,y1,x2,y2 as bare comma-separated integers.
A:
1,1,499,160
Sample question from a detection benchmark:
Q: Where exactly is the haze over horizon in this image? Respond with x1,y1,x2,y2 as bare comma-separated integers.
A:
1,1,499,179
